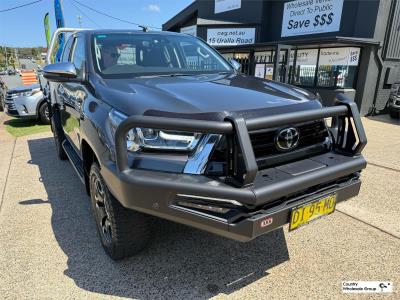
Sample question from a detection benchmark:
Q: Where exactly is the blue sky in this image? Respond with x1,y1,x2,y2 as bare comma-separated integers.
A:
0,0,193,47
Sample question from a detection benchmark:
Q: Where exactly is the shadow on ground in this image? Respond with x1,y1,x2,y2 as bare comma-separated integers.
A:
5,118,38,128
4,118,50,137
366,114,400,126
25,137,289,299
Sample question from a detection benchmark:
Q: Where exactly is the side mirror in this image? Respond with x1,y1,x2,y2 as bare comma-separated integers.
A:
43,62,78,82
230,59,241,72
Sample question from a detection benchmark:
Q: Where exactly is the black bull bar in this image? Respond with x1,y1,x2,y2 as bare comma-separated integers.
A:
114,94,367,206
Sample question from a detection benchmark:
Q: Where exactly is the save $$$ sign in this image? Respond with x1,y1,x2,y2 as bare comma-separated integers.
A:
281,0,344,37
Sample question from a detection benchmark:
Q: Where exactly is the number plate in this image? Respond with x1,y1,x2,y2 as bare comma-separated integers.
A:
289,194,337,231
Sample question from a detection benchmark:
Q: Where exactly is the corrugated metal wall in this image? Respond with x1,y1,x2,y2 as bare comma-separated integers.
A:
384,0,400,60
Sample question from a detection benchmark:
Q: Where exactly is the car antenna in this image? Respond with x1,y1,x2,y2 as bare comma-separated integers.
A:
138,25,149,32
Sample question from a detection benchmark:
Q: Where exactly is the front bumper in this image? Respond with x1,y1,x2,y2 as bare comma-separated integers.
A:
104,94,367,241
102,152,365,241
5,92,43,118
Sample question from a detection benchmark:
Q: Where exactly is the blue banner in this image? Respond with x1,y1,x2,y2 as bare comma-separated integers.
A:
54,0,65,61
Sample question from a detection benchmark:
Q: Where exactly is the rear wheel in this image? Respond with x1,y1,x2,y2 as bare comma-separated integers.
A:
89,162,152,260
39,102,51,124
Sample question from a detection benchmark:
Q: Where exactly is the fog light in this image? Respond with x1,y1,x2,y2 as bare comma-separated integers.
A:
178,201,230,214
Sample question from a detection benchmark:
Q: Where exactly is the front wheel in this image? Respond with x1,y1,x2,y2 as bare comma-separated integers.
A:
0,94,4,111
389,110,399,119
89,162,152,260
39,102,51,124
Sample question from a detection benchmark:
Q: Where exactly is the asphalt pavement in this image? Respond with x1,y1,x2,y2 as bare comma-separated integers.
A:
19,58,41,71
1,74,23,89
0,114,399,299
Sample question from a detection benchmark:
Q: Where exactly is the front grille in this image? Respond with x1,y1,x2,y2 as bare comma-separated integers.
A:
6,109,19,116
249,120,329,159
5,93,17,110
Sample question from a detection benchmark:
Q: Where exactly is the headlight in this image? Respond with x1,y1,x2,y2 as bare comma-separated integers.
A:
109,109,202,152
16,88,41,97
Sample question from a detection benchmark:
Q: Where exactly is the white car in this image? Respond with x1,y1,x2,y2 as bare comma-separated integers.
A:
4,84,49,124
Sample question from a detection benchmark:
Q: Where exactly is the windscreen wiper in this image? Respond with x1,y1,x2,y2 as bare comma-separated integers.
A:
138,73,194,78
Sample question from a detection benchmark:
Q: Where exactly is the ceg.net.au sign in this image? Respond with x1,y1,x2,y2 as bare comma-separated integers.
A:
281,0,344,37
207,28,256,46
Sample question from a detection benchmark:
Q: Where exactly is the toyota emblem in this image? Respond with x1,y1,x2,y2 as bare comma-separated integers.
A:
275,127,300,151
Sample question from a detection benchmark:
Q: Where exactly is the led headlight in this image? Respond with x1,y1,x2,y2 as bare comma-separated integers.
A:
109,109,202,152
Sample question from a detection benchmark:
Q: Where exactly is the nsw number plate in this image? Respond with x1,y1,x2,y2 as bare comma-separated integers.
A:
289,194,337,231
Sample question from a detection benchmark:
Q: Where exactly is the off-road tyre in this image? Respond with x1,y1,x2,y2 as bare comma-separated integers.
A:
51,107,67,160
39,102,51,124
389,110,399,119
89,162,152,260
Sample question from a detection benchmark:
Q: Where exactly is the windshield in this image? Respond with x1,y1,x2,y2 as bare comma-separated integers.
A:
92,33,233,78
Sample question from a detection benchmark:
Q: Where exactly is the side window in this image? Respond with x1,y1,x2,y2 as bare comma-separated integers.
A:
61,37,74,62
71,37,85,77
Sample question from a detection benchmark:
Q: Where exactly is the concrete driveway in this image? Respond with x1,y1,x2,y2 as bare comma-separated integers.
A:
0,113,399,299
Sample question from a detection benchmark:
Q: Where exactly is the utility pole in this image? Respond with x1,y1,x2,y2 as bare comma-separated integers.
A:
14,48,19,69
4,46,8,70
77,15,82,27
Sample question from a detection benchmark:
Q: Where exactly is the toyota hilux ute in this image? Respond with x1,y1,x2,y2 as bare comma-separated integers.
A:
42,29,367,260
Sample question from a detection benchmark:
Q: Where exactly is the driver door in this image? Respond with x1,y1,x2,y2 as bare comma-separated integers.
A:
59,35,87,155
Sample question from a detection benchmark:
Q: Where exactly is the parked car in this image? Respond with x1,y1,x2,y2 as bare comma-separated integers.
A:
4,84,49,124
0,70,7,75
43,29,367,260
388,82,400,119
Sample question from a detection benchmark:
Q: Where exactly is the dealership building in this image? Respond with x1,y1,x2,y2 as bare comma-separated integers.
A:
163,0,400,115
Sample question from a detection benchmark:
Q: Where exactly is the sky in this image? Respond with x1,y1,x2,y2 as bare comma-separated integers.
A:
0,0,194,47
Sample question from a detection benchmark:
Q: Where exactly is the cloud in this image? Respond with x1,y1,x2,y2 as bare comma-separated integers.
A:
145,4,160,12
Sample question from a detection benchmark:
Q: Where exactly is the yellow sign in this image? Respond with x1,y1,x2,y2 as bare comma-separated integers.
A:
290,194,336,231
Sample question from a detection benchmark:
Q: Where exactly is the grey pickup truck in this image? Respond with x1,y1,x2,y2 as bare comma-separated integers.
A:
42,28,367,260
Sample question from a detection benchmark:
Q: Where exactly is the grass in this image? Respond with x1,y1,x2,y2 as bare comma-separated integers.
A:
5,117,50,137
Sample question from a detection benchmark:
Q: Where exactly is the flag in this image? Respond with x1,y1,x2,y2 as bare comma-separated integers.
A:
54,0,65,62
44,13,51,49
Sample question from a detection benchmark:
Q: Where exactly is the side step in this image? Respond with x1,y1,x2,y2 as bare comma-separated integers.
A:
62,140,85,183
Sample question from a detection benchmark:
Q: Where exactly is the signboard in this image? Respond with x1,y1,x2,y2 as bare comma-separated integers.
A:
319,47,360,66
215,0,241,14
254,64,274,80
180,25,197,36
265,65,274,80
348,47,360,66
281,0,344,37
290,49,319,65
255,64,266,78
207,28,255,46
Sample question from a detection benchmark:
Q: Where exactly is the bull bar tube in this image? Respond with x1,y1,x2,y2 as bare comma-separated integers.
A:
103,93,368,241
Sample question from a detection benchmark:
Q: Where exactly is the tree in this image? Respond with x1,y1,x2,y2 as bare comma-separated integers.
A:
0,47,5,69
31,48,38,58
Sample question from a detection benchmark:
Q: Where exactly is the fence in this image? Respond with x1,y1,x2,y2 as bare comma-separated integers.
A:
231,54,353,89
